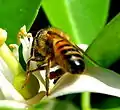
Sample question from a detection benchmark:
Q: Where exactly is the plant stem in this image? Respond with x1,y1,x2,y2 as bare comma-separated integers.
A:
81,92,91,110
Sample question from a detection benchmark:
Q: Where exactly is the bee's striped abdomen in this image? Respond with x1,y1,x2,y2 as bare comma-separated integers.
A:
55,40,85,74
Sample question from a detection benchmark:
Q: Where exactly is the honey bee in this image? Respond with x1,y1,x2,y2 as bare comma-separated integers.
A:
24,28,95,95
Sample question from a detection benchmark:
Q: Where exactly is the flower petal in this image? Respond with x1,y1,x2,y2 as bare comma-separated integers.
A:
78,44,88,51
0,89,5,99
0,57,13,83
0,28,7,46
18,25,33,62
0,71,25,101
49,66,120,98
27,91,46,105
0,100,27,109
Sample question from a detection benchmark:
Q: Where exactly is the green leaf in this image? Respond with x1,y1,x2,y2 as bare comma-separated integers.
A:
42,0,109,44
0,0,41,44
101,97,120,109
86,13,120,67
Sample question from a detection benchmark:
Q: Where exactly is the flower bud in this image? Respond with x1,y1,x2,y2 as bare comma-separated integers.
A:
0,28,7,46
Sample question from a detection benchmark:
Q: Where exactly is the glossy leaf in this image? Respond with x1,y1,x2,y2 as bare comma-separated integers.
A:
0,0,41,44
86,13,120,67
42,0,109,44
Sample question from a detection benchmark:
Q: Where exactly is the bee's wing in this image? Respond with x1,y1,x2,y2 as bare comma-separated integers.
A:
73,44,98,66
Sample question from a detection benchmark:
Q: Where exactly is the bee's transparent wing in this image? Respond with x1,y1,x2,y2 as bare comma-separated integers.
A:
74,44,98,66
49,66,120,98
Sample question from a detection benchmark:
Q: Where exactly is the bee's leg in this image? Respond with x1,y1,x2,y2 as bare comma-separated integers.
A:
22,37,46,88
45,59,51,96
22,57,43,88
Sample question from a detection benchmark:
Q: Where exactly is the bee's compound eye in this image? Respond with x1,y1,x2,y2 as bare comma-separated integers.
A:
69,59,85,74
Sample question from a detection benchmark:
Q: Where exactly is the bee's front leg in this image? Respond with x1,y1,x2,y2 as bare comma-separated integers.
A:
45,59,51,96
22,57,43,88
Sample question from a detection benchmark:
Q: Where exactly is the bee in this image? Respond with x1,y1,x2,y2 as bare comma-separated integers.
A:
23,27,95,95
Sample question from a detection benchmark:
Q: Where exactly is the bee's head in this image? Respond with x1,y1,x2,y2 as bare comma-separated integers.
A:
33,29,53,57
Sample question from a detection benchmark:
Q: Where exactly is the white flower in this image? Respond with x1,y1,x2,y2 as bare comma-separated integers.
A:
0,28,27,109
0,27,40,106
